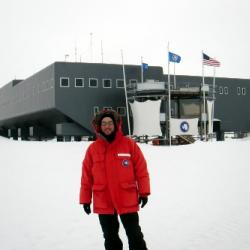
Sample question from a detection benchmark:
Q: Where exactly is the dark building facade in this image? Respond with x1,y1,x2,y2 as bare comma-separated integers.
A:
0,62,249,140
163,75,250,133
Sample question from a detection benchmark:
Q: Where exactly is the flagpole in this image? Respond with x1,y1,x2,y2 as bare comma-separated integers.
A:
90,32,93,62
213,66,216,100
141,56,144,83
121,49,131,136
174,62,176,89
211,66,216,137
167,42,171,146
202,50,206,141
75,43,77,62
202,51,205,86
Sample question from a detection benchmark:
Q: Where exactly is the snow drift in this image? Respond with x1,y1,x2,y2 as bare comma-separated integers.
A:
0,137,250,250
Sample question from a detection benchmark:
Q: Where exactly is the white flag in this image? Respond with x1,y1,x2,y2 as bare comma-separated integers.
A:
170,118,199,136
129,100,162,136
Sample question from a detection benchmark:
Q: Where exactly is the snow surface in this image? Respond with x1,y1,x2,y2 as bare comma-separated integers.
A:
0,136,250,250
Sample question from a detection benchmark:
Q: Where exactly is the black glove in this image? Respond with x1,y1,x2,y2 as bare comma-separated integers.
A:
139,196,148,208
83,203,91,215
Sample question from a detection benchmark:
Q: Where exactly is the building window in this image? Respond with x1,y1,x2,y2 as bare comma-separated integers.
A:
242,87,246,95
237,87,241,95
116,79,124,88
219,86,223,94
89,78,98,88
93,106,99,115
60,77,70,87
117,107,126,116
224,86,228,95
103,79,112,88
75,78,84,87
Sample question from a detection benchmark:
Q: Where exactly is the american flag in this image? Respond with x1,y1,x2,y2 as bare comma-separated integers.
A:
203,53,221,67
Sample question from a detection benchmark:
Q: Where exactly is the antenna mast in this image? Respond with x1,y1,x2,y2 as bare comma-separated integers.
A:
90,32,93,62
101,40,104,63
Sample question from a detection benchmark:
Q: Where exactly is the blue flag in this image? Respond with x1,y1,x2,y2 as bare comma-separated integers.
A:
169,52,181,63
142,63,149,70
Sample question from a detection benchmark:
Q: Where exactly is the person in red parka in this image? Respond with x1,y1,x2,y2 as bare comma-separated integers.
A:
79,109,150,250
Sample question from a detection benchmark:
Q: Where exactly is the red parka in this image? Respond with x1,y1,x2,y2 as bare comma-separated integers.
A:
79,112,150,214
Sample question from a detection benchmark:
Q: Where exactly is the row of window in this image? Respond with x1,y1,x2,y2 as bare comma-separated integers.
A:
93,106,127,116
219,86,229,95
218,86,247,95
237,87,247,95
60,77,138,88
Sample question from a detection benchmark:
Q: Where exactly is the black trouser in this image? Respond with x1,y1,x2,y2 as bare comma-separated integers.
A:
98,212,148,250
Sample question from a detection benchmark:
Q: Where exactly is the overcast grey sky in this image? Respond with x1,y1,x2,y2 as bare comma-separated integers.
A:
1,0,250,87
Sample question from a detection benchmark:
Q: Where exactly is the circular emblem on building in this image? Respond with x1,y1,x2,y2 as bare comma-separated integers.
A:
180,121,189,133
122,159,129,167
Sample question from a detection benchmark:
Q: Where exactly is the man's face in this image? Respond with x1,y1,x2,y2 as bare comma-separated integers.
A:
101,117,115,135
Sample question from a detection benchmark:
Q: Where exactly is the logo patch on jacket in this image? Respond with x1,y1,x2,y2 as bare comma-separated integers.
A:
122,159,129,167
118,153,131,157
